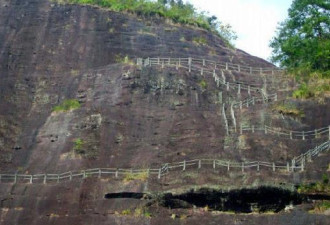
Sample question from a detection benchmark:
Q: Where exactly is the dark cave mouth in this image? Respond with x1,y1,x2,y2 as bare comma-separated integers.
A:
105,187,330,214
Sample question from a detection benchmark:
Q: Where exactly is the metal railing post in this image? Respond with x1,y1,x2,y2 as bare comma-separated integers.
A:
257,162,260,171
188,57,192,73
158,169,161,179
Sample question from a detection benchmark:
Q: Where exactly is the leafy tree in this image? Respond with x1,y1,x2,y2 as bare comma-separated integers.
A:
270,0,330,75
157,0,168,6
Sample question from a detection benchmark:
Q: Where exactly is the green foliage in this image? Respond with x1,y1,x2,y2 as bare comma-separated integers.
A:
121,209,132,215
143,211,152,218
53,99,81,112
199,80,207,89
297,174,330,194
270,0,330,75
322,174,329,184
114,54,133,64
270,0,330,70
57,0,236,45
192,37,207,46
123,171,149,182
318,201,330,210
73,138,85,154
292,83,310,99
272,102,304,117
293,74,330,100
309,201,330,214
134,207,152,218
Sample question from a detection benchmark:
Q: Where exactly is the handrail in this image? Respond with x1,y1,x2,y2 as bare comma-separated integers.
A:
237,125,330,140
139,57,284,75
1,141,328,184
141,57,330,140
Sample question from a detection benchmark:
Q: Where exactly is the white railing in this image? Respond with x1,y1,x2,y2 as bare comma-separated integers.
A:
236,125,330,140
138,57,284,76
143,57,265,92
1,141,328,184
140,57,329,141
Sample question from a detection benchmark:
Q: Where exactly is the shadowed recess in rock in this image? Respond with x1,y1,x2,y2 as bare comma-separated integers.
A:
105,187,330,213
104,192,151,199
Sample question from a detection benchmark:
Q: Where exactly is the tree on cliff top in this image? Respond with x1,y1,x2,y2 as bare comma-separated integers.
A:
270,0,330,76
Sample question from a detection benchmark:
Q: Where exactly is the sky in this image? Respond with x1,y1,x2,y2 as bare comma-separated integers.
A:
187,0,293,62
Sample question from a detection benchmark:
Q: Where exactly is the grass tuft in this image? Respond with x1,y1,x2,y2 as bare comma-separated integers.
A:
53,99,81,112
293,75,330,102
192,37,207,46
199,80,207,89
123,171,149,182
272,103,304,118
297,174,330,194
73,138,85,154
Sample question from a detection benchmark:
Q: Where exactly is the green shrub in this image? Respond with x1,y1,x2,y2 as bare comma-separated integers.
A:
293,77,330,101
56,0,236,45
114,54,133,64
73,138,85,154
192,37,207,46
199,80,207,89
121,209,132,216
309,201,330,214
322,174,329,185
53,99,81,112
319,201,330,211
297,178,330,194
292,83,310,98
272,103,304,118
143,211,152,218
134,207,152,218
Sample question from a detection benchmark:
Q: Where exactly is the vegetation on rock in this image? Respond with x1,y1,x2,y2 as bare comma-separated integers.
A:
73,138,85,154
53,99,81,112
297,174,330,194
192,37,208,46
56,0,237,45
199,79,207,89
292,74,330,101
310,201,330,213
114,54,134,64
123,171,149,182
272,102,304,118
270,0,330,100
271,0,330,74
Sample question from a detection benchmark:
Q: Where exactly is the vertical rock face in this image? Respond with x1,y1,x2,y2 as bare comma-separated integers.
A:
0,0,277,172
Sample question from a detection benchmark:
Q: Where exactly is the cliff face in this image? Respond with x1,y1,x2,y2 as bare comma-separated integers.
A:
0,0,276,171
0,1,329,225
